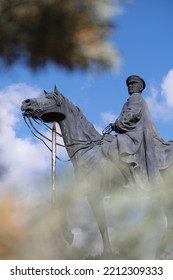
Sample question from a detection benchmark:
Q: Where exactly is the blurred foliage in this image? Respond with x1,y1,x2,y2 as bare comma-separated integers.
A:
0,171,173,260
0,0,124,71
0,192,27,259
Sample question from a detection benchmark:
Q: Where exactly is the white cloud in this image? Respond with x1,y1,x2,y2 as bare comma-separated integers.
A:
161,69,173,107
100,111,117,124
0,84,56,193
145,86,167,119
146,69,173,122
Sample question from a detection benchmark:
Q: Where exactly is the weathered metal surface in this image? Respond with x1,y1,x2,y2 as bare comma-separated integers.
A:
21,79,173,256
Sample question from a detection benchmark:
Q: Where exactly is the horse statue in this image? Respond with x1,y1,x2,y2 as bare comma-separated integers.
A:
21,86,173,258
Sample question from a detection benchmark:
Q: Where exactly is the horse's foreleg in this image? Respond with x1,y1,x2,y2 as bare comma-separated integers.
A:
88,192,112,255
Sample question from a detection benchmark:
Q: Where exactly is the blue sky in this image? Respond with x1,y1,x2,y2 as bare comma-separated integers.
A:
0,0,173,190
1,0,173,258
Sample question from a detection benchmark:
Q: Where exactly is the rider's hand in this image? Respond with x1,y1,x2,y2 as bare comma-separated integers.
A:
102,123,113,135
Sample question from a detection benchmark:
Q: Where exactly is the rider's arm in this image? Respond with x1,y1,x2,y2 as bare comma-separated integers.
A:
113,93,142,133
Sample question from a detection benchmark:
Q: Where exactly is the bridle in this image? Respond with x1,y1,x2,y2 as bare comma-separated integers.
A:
22,91,106,161
22,114,105,162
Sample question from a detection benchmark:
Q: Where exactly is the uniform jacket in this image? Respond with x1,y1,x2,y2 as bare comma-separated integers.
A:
112,92,173,189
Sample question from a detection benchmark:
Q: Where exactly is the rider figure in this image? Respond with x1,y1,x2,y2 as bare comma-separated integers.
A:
103,75,173,189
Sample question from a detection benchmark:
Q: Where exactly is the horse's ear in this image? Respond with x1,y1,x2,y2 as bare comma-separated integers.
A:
44,90,48,95
54,85,59,94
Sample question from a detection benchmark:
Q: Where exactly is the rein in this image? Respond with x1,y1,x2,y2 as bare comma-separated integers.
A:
23,114,105,162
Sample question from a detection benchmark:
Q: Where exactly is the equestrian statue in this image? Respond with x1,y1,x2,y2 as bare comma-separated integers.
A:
21,75,173,258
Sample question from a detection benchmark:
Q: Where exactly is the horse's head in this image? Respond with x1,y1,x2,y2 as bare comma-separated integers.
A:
21,86,66,122
21,86,103,162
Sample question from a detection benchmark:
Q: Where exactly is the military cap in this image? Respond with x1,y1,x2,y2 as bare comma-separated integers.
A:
126,75,146,89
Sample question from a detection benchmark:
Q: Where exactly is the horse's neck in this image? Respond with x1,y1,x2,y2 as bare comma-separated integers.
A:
58,105,101,164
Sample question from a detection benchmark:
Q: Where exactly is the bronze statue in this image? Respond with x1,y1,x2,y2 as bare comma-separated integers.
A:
21,77,173,258
103,75,173,188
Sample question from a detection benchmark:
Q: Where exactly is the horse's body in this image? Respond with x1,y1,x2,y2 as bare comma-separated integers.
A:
21,88,173,258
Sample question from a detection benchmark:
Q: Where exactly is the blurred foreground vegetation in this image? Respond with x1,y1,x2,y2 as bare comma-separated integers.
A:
0,0,125,71
0,168,173,260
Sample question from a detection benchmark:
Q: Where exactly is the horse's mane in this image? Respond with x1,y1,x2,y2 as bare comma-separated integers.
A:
60,93,101,140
